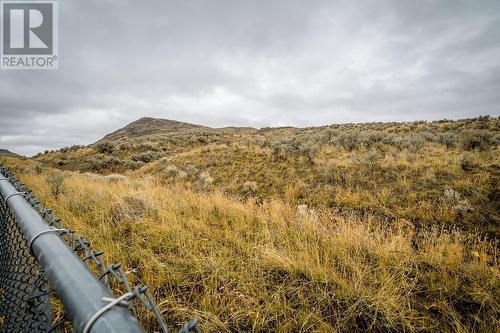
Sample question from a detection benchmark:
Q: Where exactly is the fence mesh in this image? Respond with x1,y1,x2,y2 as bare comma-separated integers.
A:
0,166,200,333
0,188,52,332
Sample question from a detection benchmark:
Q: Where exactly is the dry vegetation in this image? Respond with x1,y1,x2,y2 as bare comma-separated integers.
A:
36,116,499,236
1,116,499,332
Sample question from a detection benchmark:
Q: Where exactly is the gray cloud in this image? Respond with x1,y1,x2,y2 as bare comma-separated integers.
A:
1,0,499,155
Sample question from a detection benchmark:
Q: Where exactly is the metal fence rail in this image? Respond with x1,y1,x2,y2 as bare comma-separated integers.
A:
0,166,199,333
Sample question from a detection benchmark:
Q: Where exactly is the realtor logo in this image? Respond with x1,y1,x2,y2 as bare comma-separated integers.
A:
1,1,58,69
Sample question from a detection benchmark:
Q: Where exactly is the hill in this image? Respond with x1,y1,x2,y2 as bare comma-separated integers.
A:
34,116,500,236
0,149,20,157
100,117,211,141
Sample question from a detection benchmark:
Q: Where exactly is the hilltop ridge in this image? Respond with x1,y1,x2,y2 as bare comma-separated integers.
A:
0,149,20,157
100,117,210,141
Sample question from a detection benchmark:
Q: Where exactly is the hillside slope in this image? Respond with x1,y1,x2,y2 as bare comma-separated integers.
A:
0,149,20,157
35,116,500,236
0,156,498,332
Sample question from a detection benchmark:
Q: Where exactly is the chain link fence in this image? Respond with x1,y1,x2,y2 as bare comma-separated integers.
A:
0,186,52,332
0,166,200,333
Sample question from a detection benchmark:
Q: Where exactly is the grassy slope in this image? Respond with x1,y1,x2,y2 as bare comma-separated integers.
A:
36,117,500,236
1,156,498,332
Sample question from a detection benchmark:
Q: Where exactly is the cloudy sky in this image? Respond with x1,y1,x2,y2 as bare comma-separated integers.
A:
1,0,499,155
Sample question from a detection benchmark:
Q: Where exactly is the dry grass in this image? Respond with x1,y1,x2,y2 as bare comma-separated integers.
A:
2,157,498,332
35,117,500,237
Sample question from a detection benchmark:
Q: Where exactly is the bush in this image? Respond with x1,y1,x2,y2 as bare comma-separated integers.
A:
110,194,156,224
185,165,199,179
460,130,492,151
404,135,425,152
382,133,404,148
459,154,476,171
95,142,115,154
100,156,123,168
124,160,144,170
272,142,299,160
438,133,456,148
243,181,258,194
85,157,99,170
198,172,214,189
104,174,127,183
164,165,179,179
320,163,343,184
363,150,381,168
337,133,359,151
46,172,64,198
118,142,131,150
299,142,318,162
34,164,44,175
132,151,156,163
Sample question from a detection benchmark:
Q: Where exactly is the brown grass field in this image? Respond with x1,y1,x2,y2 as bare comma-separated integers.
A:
1,116,499,332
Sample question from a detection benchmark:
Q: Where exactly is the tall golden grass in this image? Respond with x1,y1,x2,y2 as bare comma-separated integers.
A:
2,157,497,332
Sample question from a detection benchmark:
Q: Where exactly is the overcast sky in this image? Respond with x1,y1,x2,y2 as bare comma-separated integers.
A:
1,0,499,156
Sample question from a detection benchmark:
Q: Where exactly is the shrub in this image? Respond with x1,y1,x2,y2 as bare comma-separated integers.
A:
34,164,44,175
421,131,437,142
110,194,156,224
382,133,404,148
164,165,179,179
100,156,123,168
118,142,131,150
272,142,299,160
46,172,64,198
185,165,199,179
320,128,339,143
320,163,343,185
438,133,456,148
363,150,381,168
243,181,258,194
158,157,170,167
132,151,156,163
104,174,127,183
404,135,425,152
460,130,492,151
299,142,319,163
337,133,359,151
459,154,476,171
124,160,144,170
443,189,473,212
198,172,214,189
86,157,99,170
207,154,217,166
360,131,383,146
95,142,114,154
139,142,155,151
